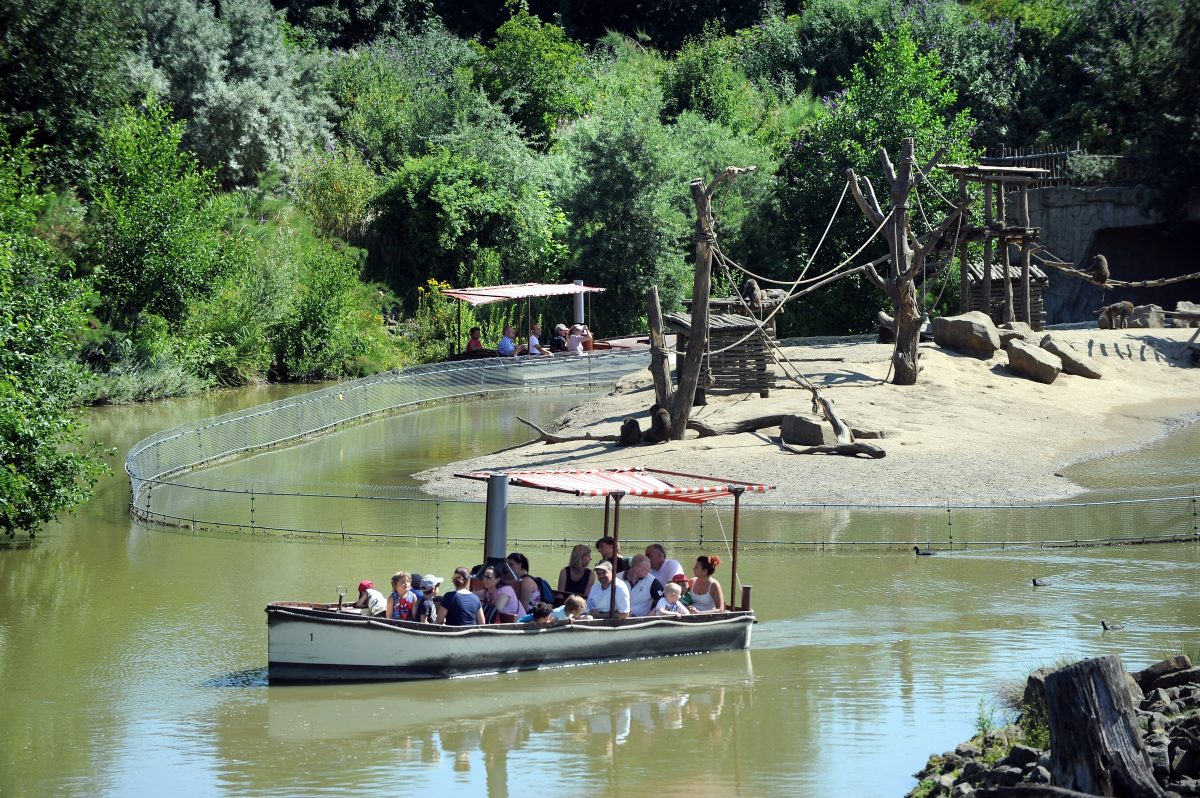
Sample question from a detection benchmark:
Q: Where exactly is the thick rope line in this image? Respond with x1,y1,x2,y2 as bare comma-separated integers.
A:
706,202,894,357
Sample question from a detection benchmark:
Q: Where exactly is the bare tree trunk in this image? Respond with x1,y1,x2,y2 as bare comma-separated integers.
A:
1045,655,1166,797
847,138,959,386
646,286,674,408
670,178,714,440
669,167,755,439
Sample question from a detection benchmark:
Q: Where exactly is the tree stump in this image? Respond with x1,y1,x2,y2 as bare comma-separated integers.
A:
1044,655,1166,797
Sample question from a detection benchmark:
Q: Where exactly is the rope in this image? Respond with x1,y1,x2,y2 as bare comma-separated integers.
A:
705,202,895,357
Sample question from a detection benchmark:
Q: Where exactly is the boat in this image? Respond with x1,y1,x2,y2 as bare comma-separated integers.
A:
266,467,774,683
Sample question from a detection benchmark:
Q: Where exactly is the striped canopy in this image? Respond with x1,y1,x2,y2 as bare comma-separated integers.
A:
441,283,606,306
457,467,774,504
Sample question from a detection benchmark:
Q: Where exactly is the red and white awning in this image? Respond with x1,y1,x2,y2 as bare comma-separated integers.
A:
457,467,774,504
441,283,606,306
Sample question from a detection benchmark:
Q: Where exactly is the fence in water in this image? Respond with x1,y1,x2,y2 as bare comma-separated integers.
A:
126,354,1200,551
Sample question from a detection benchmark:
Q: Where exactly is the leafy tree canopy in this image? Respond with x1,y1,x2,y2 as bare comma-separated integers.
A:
0,136,108,537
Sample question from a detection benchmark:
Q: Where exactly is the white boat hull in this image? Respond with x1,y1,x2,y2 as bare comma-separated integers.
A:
266,603,754,683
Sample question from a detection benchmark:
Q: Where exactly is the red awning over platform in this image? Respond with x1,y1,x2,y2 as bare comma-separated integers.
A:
457,467,774,504
441,283,606,306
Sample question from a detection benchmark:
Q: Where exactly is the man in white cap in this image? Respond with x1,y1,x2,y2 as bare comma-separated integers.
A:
353,579,386,617
586,561,629,619
550,323,569,353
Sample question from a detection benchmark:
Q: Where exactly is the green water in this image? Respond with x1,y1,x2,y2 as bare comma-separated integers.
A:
1,385,1198,797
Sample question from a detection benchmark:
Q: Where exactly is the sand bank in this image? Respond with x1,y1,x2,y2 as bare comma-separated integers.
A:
415,328,1200,506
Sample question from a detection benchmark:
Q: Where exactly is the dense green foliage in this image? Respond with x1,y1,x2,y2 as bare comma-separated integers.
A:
0,138,108,536
0,0,1196,532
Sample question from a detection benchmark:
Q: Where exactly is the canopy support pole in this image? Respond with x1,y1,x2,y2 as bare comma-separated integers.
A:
729,486,745,611
609,492,624,618
456,301,462,356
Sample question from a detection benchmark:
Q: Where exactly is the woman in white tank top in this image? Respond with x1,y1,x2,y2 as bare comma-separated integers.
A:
688,554,724,613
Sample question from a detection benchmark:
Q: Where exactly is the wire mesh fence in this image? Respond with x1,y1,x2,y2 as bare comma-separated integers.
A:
126,354,1200,552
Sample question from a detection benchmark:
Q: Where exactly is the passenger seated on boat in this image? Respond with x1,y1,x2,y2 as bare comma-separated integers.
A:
418,575,443,623
504,552,540,612
551,594,589,622
465,326,484,353
586,562,630,620
477,566,522,623
594,536,631,575
518,602,555,625
386,572,419,621
527,322,552,356
353,580,387,616
557,544,595,596
654,582,691,617
688,555,725,613
621,554,665,617
497,325,518,357
566,323,592,355
550,323,569,353
437,567,486,626
645,544,685,584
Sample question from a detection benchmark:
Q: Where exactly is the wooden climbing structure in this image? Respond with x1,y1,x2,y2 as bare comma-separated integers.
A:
939,164,1050,329
664,311,774,398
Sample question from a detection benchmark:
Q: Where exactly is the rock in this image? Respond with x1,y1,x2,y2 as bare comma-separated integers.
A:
1126,672,1146,705
956,742,983,758
984,765,1023,787
1028,764,1052,784
934,773,957,795
1172,748,1198,779
780,414,837,446
932,312,1001,357
951,783,975,797
999,321,1040,346
1129,303,1166,328
851,427,887,440
1000,744,1042,769
1023,668,1054,713
1041,334,1104,379
961,760,987,783
1177,301,1200,327
1147,731,1172,780
1150,666,1200,692
1005,339,1062,384
1169,776,1200,797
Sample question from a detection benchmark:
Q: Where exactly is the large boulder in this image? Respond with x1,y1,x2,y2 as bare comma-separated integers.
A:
998,321,1039,347
1129,303,1166,328
1040,335,1103,379
1006,339,1061,383
781,414,837,446
932,312,1001,357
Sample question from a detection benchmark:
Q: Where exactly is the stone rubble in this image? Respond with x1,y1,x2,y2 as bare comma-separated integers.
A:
906,655,1200,797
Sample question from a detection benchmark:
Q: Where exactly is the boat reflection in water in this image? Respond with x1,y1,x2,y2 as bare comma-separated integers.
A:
249,651,754,793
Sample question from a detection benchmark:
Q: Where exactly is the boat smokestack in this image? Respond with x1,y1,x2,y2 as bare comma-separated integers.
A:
573,279,585,325
483,474,508,565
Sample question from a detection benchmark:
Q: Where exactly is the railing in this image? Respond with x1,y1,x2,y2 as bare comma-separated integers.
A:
126,351,1200,552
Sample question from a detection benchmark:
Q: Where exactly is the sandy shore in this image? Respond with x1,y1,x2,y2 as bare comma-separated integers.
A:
416,327,1200,506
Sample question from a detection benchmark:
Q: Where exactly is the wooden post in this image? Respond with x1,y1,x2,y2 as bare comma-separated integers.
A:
957,175,968,314
982,181,994,322
646,286,674,408
1045,655,1166,797
1000,180,1014,323
608,492,623,618
1020,184,1033,327
728,486,744,610
671,167,755,440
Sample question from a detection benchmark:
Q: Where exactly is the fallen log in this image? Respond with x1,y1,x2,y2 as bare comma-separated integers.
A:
514,416,621,444
687,414,783,437
1045,655,1166,797
779,441,886,458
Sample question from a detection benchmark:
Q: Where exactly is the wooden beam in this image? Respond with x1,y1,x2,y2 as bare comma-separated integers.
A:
982,181,993,321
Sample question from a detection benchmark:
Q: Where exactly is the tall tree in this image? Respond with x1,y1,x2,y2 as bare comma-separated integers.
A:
0,137,108,537
0,0,133,186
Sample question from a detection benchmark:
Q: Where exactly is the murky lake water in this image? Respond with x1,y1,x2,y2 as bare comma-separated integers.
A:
1,385,1198,797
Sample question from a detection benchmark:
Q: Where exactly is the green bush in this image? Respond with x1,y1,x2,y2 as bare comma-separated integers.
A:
0,135,108,536
294,145,380,240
